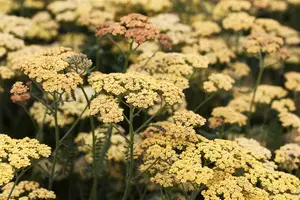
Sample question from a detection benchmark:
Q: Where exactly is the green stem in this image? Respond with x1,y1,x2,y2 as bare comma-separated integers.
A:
79,86,97,200
194,93,216,112
122,106,135,200
7,168,30,200
48,93,60,190
123,40,134,73
247,52,265,130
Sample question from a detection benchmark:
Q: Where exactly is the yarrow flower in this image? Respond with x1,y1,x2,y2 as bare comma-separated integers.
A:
284,71,300,92
88,72,184,123
271,98,296,113
96,13,164,45
136,118,300,197
209,106,247,128
244,30,284,54
10,81,30,103
222,12,255,32
279,112,300,132
275,143,300,171
0,134,51,186
203,73,235,93
19,47,90,94
0,181,56,199
172,110,206,128
130,52,209,89
223,62,250,79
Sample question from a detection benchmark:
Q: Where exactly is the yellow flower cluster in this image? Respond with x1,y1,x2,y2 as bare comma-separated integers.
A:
0,66,15,80
252,18,300,46
244,30,284,54
0,33,24,58
183,37,236,64
253,85,287,104
0,13,58,41
222,12,255,32
90,94,124,123
0,134,51,186
271,98,296,113
19,47,89,94
29,11,59,41
212,0,251,20
203,73,235,93
74,126,127,164
0,181,56,199
223,62,250,79
234,138,271,160
284,71,300,91
275,143,300,170
130,52,209,89
137,118,300,198
6,45,47,72
279,112,300,132
88,72,184,113
0,0,18,14
209,106,247,128
172,110,206,128
150,14,192,44
192,21,221,37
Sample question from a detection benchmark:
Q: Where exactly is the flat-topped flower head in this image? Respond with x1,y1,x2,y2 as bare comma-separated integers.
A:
209,106,247,128
275,143,300,170
203,73,235,93
130,52,209,89
222,12,255,32
244,31,284,54
284,72,300,92
96,13,161,45
0,181,56,199
271,98,296,113
213,0,251,20
88,72,184,111
0,33,24,58
10,81,30,103
19,47,91,94
172,110,206,128
0,134,51,186
192,21,221,37
279,112,300,132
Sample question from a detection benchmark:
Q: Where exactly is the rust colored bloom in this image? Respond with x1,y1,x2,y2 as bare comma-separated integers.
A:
95,23,126,37
10,81,30,103
95,13,160,45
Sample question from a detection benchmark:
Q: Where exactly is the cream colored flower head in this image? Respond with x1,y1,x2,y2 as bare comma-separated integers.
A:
271,98,296,113
209,106,247,128
222,12,255,32
130,52,209,89
173,110,206,128
223,62,250,79
192,21,221,37
0,33,24,58
244,30,284,55
0,181,56,199
203,73,235,93
275,143,300,171
212,0,251,20
19,47,90,94
284,72,300,92
88,72,184,111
